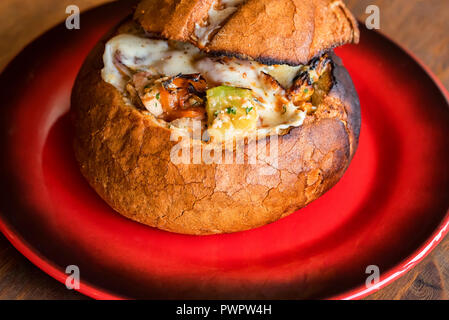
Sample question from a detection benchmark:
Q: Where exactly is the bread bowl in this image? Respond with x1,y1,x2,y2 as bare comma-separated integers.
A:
71,0,361,235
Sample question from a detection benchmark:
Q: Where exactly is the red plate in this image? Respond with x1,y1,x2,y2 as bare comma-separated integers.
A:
0,1,448,300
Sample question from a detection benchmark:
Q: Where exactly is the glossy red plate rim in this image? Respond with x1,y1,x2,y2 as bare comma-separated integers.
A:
0,18,448,300
332,33,449,300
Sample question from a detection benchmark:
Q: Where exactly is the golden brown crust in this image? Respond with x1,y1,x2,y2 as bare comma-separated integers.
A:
134,0,359,65
135,0,215,39
71,21,360,235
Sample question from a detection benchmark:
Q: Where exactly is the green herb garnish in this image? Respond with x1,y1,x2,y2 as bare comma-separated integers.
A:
156,92,160,100
226,107,237,115
245,107,253,114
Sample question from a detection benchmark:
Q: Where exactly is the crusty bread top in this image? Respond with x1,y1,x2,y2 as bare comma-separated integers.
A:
134,0,359,65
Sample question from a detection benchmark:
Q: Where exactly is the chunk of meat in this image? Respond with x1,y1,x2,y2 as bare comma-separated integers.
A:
128,73,208,121
289,54,333,108
289,70,315,105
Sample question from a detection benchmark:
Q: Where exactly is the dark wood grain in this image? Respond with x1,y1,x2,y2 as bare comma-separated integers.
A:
0,234,85,299
0,0,114,72
0,0,448,300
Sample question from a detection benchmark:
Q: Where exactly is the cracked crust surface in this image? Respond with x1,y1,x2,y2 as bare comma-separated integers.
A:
71,21,361,235
135,0,359,65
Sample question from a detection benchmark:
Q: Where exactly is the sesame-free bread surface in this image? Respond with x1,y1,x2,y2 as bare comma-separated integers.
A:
135,0,359,65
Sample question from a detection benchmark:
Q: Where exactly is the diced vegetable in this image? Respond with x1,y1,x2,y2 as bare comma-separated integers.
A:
206,86,258,137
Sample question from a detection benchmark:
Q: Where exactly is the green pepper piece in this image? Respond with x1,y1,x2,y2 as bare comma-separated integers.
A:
206,86,258,134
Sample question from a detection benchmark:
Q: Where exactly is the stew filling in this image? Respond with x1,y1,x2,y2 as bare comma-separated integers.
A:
102,32,333,141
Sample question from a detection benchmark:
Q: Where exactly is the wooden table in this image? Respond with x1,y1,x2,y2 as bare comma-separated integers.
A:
0,0,448,300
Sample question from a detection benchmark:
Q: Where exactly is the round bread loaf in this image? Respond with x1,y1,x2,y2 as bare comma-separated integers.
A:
71,0,360,235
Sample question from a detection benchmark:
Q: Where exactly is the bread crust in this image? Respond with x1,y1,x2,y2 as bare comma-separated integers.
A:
135,0,359,65
71,21,361,235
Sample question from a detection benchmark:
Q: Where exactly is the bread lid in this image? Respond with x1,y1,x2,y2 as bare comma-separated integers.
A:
134,0,359,66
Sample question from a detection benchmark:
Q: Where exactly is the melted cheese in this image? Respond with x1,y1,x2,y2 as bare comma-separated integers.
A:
101,33,307,137
102,34,205,91
194,0,246,47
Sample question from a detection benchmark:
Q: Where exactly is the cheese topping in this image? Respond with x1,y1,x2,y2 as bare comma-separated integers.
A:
194,0,246,47
101,33,322,139
102,35,200,89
